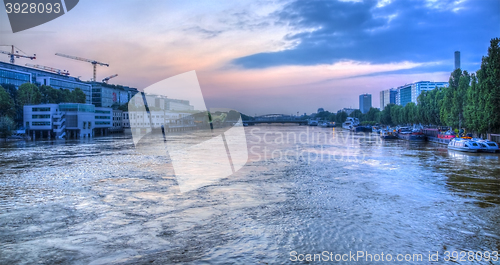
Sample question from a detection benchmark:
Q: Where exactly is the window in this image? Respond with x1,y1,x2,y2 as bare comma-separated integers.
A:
32,107,51,112
32,121,50,126
32,115,51,119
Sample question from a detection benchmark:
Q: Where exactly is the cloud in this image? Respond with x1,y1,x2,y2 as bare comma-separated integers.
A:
232,0,500,71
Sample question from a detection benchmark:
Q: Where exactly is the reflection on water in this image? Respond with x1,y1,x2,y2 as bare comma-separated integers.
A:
0,126,499,264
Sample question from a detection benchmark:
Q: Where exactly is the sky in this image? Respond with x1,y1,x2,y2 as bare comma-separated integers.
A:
1,0,499,115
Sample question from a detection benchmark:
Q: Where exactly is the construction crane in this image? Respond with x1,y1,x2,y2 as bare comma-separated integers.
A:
55,53,109,81
0,45,36,64
25,63,70,76
102,74,118,84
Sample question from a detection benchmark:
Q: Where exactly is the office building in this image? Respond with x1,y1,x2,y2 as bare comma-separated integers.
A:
90,82,139,107
1,61,92,103
380,88,397,111
455,51,460,70
23,103,113,139
395,81,448,106
359,94,372,114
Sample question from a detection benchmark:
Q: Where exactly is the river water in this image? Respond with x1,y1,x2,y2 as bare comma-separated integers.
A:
0,125,499,264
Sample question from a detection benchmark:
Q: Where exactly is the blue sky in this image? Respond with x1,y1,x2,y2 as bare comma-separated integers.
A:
1,0,498,115
234,0,499,71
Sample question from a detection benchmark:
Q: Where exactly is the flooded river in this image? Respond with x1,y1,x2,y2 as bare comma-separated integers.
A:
1,126,499,264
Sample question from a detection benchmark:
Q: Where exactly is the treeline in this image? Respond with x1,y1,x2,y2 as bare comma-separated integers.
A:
377,38,500,134
0,83,87,137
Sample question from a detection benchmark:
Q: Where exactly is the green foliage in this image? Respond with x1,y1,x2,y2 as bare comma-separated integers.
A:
410,38,500,133
365,107,380,122
71,88,86,103
0,86,15,118
17,83,41,106
349,109,363,120
380,104,394,125
336,111,348,124
315,110,336,122
0,115,16,139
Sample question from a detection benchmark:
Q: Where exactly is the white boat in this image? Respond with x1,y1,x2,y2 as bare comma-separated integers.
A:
342,117,359,130
473,138,500,153
448,138,482,152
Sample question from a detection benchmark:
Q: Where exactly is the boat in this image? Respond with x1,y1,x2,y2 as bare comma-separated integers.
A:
342,117,359,130
396,127,426,141
319,121,335,128
380,130,398,139
308,120,319,126
448,137,482,152
473,138,500,153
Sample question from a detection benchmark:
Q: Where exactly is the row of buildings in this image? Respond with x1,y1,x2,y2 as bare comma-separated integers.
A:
356,80,449,113
355,51,460,112
379,81,448,110
23,103,197,139
1,61,196,138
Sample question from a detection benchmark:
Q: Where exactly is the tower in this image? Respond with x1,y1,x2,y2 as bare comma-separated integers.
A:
454,51,460,70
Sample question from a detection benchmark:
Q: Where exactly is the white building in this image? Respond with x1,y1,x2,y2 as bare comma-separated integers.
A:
410,81,448,104
110,109,123,132
23,103,112,139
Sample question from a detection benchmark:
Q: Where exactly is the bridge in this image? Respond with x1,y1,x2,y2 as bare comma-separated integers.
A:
244,114,308,125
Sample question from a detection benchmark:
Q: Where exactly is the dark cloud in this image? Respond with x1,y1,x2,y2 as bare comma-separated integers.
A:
232,0,500,71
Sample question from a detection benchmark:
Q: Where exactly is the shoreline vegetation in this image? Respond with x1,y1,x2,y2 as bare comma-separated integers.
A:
243,38,499,138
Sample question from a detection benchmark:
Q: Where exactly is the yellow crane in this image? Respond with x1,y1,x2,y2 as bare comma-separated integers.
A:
102,74,118,84
0,45,36,64
25,63,70,76
55,53,109,81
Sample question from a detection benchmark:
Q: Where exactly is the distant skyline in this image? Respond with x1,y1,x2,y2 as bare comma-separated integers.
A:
1,0,498,115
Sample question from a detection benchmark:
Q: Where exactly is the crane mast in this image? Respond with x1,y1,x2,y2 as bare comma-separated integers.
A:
55,53,109,81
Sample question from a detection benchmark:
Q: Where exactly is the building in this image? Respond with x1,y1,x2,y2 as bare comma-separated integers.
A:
23,103,112,139
122,112,130,129
337,108,356,116
455,51,460,70
317,108,324,113
1,61,92,103
395,81,448,106
90,82,138,107
131,94,195,111
111,109,123,132
380,88,397,111
359,94,372,114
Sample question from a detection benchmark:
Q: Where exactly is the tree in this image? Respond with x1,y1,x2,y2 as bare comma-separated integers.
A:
391,105,403,125
350,109,363,120
476,38,500,133
17,83,41,106
380,104,394,125
365,107,380,122
70,88,86,103
0,86,15,118
336,111,348,124
0,116,16,140
405,102,418,124
440,68,463,127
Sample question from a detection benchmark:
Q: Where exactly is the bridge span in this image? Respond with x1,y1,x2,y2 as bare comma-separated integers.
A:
244,114,308,125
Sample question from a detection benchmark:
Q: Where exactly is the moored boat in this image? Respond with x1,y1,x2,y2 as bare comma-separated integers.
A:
473,138,500,153
397,127,426,141
342,117,359,130
448,137,482,152
380,130,398,139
